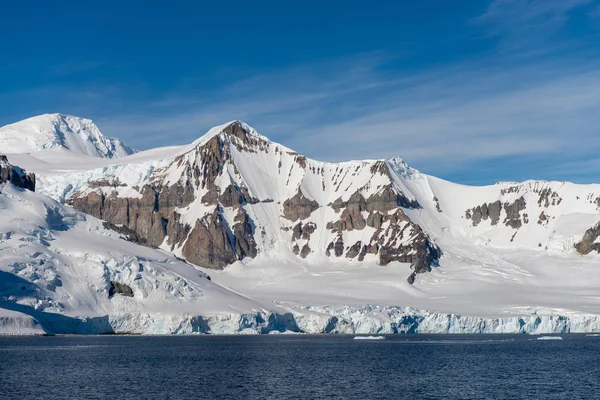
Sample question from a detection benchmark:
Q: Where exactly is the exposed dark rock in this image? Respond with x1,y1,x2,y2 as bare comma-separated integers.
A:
346,242,362,259
366,212,384,229
102,221,149,246
369,161,388,175
433,196,442,213
538,188,562,207
327,199,440,273
329,187,421,233
109,281,134,297
89,178,127,188
465,201,501,226
300,244,311,258
232,209,257,259
282,189,319,221
575,222,600,255
66,123,441,275
378,222,440,274
0,155,35,192
500,186,520,195
329,193,367,232
292,223,303,241
301,223,316,240
158,181,195,208
296,155,307,169
291,222,317,242
325,242,334,257
503,197,526,229
71,191,105,219
181,209,236,269
71,182,194,250
333,236,344,257
365,185,420,211
179,207,258,269
331,186,418,215
217,184,259,207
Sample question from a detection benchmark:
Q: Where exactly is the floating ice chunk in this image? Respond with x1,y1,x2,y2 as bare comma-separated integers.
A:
353,335,385,340
536,336,563,340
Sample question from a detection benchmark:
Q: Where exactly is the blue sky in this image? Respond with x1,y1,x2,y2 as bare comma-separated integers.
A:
2,0,600,184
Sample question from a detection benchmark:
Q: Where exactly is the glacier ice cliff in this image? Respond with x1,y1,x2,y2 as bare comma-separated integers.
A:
4,306,600,336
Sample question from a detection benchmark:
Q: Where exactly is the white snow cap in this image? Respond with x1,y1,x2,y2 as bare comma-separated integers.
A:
0,113,136,158
179,120,271,154
386,156,419,178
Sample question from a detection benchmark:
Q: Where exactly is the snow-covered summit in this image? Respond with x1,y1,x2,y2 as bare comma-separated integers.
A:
179,120,271,155
0,113,136,158
3,120,600,335
386,156,420,179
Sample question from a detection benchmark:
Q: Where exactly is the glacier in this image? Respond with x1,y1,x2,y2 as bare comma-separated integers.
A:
4,305,600,335
1,117,600,335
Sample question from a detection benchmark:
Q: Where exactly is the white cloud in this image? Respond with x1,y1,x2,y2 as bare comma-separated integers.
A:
477,0,594,34
4,4,600,184
84,55,600,185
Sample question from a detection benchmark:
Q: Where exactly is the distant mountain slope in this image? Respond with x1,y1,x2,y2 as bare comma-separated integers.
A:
10,119,600,282
0,157,274,335
0,113,135,158
44,121,441,281
3,118,600,334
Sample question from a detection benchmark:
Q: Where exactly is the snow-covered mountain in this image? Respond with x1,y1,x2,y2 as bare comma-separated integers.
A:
0,113,135,158
3,117,600,335
0,156,294,335
37,121,440,284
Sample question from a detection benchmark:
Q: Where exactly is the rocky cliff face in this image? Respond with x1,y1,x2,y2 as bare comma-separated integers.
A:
66,121,440,280
0,155,35,191
6,118,600,290
575,222,600,255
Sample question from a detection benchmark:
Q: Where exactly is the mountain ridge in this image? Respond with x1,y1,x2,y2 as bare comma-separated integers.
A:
2,115,600,335
7,118,599,275
62,120,440,278
0,113,136,158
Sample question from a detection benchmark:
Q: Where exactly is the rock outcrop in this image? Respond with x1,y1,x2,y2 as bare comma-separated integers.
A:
64,121,440,277
283,189,319,222
326,186,440,276
466,201,502,226
575,222,600,255
109,281,134,297
0,155,35,192
465,197,527,229
503,197,527,229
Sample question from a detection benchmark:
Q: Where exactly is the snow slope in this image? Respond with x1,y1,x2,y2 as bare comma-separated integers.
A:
0,181,278,334
33,121,438,280
0,114,135,158
3,118,600,334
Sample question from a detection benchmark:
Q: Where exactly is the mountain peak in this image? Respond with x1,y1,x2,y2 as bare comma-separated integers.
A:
0,113,136,158
184,120,270,153
386,156,419,179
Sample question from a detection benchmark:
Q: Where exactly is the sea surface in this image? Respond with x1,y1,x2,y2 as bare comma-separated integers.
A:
1,334,599,399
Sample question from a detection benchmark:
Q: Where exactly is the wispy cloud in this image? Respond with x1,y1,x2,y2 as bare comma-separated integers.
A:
88,53,600,185
476,0,595,35
3,3,600,185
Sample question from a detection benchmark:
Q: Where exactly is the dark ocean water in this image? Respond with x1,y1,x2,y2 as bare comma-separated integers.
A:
1,334,599,399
